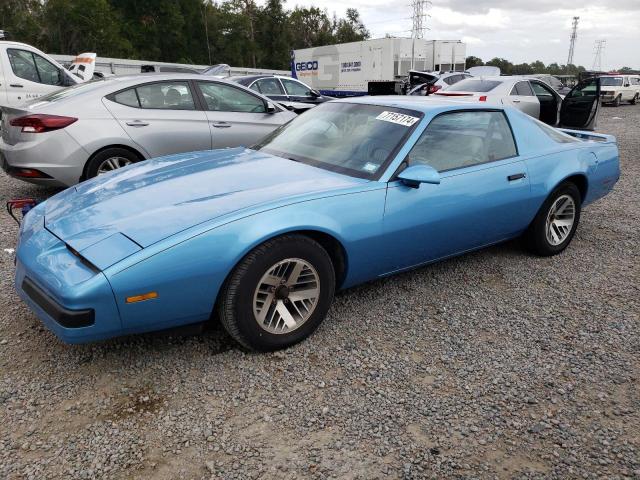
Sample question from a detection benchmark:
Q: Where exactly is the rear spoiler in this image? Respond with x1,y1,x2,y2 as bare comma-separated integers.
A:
558,128,616,144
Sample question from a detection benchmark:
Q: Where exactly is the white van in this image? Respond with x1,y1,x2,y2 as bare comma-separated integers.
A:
0,41,79,107
600,75,639,106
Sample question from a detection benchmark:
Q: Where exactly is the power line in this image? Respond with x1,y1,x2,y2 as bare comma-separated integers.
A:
567,16,579,66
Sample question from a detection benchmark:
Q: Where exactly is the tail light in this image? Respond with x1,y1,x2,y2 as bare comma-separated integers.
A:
427,84,442,94
10,114,77,133
478,96,487,102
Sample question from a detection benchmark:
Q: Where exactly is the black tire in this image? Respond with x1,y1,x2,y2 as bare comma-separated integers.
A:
524,182,582,257
630,94,638,105
85,147,140,179
613,95,621,107
218,235,335,351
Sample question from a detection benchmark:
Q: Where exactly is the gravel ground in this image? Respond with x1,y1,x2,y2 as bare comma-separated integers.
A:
0,106,638,480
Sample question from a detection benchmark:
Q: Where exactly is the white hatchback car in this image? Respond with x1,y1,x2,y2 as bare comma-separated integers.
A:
600,75,639,106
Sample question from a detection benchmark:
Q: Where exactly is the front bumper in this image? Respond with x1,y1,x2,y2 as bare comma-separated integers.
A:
14,205,123,344
0,130,88,187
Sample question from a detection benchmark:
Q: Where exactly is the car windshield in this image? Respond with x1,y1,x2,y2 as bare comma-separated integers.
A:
600,77,623,86
446,79,502,92
253,102,422,179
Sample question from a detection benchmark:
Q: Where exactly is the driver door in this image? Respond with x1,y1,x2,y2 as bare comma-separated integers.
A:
195,81,288,148
559,77,600,130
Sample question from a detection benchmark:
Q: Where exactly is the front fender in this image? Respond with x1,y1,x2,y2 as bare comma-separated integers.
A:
104,188,387,331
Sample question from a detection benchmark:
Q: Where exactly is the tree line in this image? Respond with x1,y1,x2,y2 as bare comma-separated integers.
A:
466,55,636,76
0,0,369,70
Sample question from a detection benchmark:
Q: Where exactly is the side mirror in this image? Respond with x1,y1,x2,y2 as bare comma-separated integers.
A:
397,164,440,188
265,101,277,113
309,90,320,98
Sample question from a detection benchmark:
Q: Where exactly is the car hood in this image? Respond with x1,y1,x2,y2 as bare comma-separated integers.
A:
44,148,368,253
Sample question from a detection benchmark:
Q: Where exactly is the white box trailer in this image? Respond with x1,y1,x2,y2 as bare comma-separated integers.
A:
49,54,290,77
291,38,466,96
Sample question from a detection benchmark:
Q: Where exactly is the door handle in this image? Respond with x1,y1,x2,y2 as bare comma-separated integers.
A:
507,173,526,181
10,84,23,88
512,99,521,103
126,121,149,127
211,122,231,128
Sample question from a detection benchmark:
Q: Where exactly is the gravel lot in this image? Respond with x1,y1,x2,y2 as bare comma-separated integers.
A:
0,105,638,480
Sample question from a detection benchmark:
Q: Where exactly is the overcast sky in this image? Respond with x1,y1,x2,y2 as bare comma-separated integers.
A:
287,0,640,70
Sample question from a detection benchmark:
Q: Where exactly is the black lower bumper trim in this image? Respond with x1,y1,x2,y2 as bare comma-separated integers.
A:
22,277,95,328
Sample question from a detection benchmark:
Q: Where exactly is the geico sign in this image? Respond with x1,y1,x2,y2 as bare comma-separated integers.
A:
295,61,318,71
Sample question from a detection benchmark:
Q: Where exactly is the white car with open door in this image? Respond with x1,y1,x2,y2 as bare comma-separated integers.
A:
434,76,601,130
0,41,79,107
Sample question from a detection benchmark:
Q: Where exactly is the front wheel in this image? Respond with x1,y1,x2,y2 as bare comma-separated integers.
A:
613,95,621,107
218,235,335,351
524,182,582,256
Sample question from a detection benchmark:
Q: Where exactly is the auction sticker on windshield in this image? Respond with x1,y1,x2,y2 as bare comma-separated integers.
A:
375,111,420,127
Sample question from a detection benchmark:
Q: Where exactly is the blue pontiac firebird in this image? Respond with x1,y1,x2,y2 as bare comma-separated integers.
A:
14,93,619,350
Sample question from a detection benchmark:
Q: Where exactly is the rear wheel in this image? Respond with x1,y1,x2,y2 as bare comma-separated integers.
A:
524,182,581,256
85,148,140,179
218,235,335,351
630,94,638,105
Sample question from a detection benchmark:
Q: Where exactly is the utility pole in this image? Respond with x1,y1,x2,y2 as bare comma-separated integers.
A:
410,0,430,70
592,40,606,71
567,16,579,65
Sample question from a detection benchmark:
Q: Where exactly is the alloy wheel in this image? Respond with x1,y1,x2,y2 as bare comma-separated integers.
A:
545,194,576,246
97,156,132,175
253,258,320,334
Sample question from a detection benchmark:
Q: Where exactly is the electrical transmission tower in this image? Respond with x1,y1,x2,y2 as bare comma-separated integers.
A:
567,16,579,65
411,0,430,39
592,40,606,71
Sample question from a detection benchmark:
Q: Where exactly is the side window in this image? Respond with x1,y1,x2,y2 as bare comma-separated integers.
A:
7,49,40,83
197,82,266,113
568,78,598,98
443,76,456,85
281,78,311,96
33,54,61,85
254,78,285,95
135,82,196,110
113,88,140,108
406,111,517,172
511,81,534,96
531,82,554,97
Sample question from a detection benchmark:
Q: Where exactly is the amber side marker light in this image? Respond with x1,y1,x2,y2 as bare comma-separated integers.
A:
126,292,158,304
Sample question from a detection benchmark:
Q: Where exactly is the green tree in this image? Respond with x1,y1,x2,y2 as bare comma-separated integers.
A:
334,8,369,44
465,55,483,68
486,57,513,75
529,60,546,73
43,0,131,56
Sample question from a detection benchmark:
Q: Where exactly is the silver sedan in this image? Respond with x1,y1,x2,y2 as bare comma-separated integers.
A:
0,74,296,186
434,76,564,124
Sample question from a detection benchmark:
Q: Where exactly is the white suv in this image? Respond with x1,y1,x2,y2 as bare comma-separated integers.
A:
600,75,639,106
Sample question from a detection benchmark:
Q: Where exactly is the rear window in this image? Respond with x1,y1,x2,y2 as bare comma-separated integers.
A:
446,79,502,92
600,77,623,86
